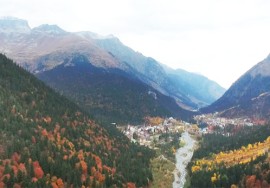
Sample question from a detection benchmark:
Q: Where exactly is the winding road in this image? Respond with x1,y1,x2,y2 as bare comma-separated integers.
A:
173,131,197,188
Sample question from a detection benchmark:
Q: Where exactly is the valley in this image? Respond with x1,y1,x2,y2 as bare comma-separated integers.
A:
0,16,270,188
121,117,199,187
121,113,270,187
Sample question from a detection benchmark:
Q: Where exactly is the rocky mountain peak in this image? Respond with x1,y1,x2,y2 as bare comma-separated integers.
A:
0,17,31,34
75,31,116,40
32,24,66,35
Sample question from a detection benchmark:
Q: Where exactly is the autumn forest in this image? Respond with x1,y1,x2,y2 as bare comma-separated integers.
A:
0,54,154,187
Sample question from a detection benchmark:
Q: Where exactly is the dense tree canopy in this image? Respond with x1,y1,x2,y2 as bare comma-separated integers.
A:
188,124,270,187
0,54,155,187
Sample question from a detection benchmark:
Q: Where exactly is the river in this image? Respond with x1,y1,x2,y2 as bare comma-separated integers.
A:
173,131,197,188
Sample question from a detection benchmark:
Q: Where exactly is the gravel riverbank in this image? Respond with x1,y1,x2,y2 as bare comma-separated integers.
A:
173,131,196,188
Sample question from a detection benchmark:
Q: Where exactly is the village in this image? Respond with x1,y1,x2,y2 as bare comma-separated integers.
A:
195,113,253,126
120,114,268,187
120,113,264,147
194,113,255,134
119,117,199,148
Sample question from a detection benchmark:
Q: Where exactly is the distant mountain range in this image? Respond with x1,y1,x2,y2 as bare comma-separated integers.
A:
0,17,225,123
201,54,270,121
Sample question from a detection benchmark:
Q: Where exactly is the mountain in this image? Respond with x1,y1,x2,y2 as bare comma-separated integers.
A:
0,17,124,72
0,17,31,34
93,36,168,86
91,35,192,108
32,24,67,35
0,17,224,120
0,53,155,187
163,66,226,107
92,35,225,109
202,54,270,120
37,54,193,124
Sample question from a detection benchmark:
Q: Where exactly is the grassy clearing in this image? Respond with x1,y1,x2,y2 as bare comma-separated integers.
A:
150,156,175,188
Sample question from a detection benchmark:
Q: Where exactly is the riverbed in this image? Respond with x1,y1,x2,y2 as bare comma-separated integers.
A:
173,131,197,188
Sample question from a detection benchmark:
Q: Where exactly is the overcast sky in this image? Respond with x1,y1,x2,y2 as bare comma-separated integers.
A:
1,0,270,88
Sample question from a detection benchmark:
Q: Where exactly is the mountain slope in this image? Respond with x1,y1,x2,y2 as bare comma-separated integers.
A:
0,17,225,111
37,54,194,124
93,36,168,86
0,54,155,187
164,67,226,107
202,54,270,120
0,18,125,73
92,35,225,108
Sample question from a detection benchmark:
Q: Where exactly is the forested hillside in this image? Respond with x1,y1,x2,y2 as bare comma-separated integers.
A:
188,124,270,187
0,54,155,187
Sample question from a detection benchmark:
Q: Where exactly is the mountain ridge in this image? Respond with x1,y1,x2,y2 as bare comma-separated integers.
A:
37,54,194,123
0,17,225,118
0,17,31,34
92,34,226,108
0,19,224,109
201,54,270,120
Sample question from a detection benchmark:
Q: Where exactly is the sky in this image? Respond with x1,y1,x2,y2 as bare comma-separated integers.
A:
1,0,270,88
